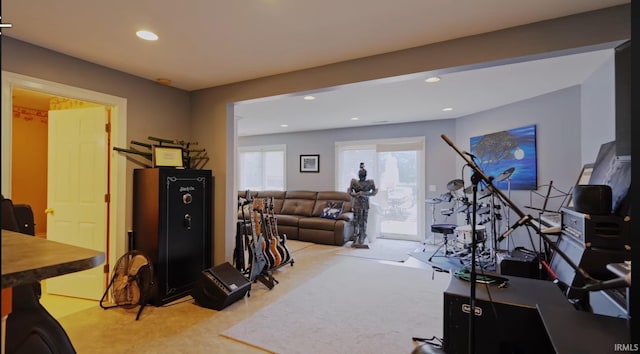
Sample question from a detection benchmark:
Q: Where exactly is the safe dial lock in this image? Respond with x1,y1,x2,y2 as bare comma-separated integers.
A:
183,193,193,204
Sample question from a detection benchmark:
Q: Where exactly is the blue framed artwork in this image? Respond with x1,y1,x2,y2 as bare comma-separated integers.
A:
470,124,537,190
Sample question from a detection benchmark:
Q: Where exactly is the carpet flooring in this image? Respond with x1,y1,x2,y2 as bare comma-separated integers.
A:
409,250,467,273
335,238,422,262
221,256,450,354
50,240,446,353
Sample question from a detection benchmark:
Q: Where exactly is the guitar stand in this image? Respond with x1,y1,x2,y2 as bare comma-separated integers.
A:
255,269,278,290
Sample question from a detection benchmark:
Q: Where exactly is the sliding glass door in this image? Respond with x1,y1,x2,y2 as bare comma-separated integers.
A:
337,137,424,242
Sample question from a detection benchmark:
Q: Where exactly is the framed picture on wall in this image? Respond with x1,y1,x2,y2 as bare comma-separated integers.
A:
300,154,320,173
470,124,537,190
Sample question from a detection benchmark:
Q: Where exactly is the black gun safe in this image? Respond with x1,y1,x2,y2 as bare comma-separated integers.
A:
133,168,213,306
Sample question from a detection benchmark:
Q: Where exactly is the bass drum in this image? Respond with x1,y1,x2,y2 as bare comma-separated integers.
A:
455,224,486,244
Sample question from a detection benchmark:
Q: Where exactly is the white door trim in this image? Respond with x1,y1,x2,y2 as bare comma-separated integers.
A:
1,71,128,288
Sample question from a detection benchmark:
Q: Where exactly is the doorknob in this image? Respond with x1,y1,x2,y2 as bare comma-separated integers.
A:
45,208,54,215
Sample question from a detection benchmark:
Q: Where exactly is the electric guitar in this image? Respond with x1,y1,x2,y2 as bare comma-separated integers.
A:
252,198,272,271
247,199,267,281
248,234,267,282
261,198,282,268
268,197,292,265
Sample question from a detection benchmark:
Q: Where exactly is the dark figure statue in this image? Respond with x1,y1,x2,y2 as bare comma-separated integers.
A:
348,163,378,248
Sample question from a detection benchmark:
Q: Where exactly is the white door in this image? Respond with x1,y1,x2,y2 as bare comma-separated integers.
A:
337,138,424,242
46,106,108,300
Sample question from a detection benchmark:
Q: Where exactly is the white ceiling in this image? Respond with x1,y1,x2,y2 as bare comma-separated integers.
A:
234,49,614,136
3,1,627,136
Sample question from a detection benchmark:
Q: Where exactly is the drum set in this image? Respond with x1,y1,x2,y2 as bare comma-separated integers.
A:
425,167,516,269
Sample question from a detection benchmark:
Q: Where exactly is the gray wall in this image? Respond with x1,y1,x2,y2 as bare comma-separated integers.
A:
238,119,455,192
581,51,617,163
1,5,630,265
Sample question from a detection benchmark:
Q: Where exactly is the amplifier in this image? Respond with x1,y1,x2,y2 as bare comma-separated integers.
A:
498,248,540,279
192,262,251,310
549,235,630,302
560,207,630,250
443,276,561,354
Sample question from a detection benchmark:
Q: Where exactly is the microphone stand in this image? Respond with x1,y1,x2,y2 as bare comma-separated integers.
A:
468,166,481,354
440,134,600,354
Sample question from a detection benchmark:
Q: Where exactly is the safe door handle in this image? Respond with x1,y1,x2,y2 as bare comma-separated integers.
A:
184,214,192,230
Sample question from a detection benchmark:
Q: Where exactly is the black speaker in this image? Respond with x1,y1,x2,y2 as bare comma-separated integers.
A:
572,184,612,215
499,248,540,279
192,262,251,310
443,276,563,354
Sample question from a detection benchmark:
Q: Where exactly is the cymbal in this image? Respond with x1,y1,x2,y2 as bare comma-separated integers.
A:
426,197,442,204
446,179,464,191
495,167,515,182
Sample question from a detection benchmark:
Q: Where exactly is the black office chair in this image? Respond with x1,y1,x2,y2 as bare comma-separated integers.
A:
1,194,21,232
1,194,77,354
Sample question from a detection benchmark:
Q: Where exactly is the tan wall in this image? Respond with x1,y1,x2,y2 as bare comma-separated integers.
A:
11,106,48,236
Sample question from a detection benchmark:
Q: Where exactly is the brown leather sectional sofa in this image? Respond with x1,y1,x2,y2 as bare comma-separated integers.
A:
238,190,354,246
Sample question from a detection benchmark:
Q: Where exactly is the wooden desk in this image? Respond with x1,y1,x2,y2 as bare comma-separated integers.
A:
537,303,631,354
2,229,105,288
1,229,105,354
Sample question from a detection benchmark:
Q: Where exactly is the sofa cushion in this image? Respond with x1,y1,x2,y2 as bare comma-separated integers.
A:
281,191,317,216
299,217,338,232
275,214,302,227
320,201,343,219
314,191,352,216
255,191,286,214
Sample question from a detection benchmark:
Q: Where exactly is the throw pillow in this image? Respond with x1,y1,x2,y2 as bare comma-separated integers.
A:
320,201,343,220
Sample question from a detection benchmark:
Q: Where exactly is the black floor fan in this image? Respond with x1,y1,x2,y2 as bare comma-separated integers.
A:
100,232,154,320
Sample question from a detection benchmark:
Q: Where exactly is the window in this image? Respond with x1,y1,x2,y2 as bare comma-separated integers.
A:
336,137,424,242
238,144,286,191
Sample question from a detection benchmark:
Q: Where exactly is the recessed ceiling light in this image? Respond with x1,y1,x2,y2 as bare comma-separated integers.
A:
157,78,172,85
136,30,158,41
425,76,441,83
442,107,453,111
350,117,359,121
280,124,289,127
303,95,316,100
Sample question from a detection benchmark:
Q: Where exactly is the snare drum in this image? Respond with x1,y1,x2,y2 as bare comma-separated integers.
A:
455,224,486,244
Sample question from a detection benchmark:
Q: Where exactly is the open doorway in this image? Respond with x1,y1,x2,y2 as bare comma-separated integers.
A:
1,71,128,319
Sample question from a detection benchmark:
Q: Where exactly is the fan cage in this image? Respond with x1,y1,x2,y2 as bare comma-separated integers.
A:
100,250,154,319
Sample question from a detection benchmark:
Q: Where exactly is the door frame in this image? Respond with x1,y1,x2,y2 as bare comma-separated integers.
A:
1,71,128,290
